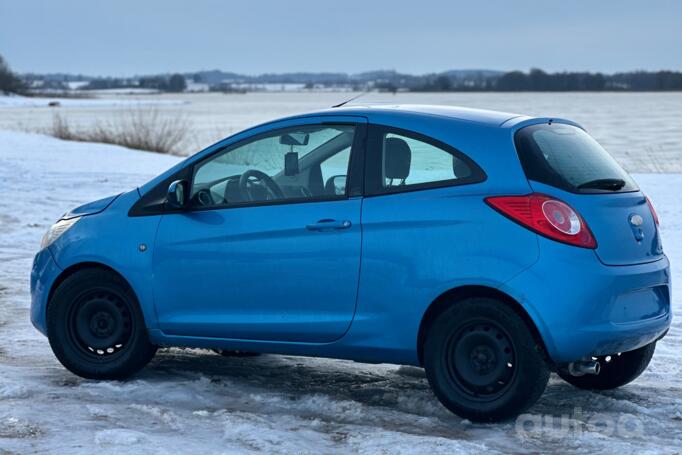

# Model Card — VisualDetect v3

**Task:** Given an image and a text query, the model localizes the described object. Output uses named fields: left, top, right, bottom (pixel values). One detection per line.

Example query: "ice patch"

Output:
left=129, top=404, right=184, bottom=431
left=95, top=429, right=149, bottom=446
left=0, top=382, right=30, bottom=399
left=86, top=405, right=112, bottom=418
left=0, top=416, right=42, bottom=438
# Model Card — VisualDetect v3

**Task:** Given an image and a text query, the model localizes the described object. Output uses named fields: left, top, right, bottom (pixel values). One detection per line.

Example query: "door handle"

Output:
left=306, top=219, right=352, bottom=231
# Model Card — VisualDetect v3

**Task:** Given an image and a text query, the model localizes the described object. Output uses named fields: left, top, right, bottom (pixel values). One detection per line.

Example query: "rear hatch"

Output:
left=514, top=122, right=663, bottom=266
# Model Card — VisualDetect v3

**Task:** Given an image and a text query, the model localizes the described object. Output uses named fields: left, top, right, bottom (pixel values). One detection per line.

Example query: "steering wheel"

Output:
left=239, top=169, right=284, bottom=202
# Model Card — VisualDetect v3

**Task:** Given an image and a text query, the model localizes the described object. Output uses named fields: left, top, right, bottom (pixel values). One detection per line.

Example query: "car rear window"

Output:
left=514, top=123, right=638, bottom=193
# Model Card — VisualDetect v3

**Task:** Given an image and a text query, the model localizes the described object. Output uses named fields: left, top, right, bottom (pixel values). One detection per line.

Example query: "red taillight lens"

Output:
left=645, top=195, right=659, bottom=225
left=486, top=193, right=597, bottom=249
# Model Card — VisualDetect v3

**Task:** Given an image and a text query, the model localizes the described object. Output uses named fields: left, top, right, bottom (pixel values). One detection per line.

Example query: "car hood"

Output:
left=61, top=194, right=120, bottom=220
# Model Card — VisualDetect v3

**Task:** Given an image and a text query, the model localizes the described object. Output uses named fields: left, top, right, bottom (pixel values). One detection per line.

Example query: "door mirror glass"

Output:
left=167, top=180, right=188, bottom=208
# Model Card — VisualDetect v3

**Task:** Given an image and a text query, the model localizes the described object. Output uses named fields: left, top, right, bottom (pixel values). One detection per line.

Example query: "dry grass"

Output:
left=47, top=108, right=190, bottom=154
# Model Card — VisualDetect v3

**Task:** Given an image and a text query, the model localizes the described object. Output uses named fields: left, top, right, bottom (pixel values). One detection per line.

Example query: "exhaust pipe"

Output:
left=568, top=360, right=601, bottom=376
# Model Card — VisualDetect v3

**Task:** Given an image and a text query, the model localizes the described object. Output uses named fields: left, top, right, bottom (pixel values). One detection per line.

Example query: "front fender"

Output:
left=49, top=191, right=162, bottom=329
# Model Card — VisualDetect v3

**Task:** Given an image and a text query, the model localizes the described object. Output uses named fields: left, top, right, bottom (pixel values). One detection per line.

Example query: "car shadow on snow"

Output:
left=110, top=348, right=664, bottom=439
left=144, top=348, right=440, bottom=411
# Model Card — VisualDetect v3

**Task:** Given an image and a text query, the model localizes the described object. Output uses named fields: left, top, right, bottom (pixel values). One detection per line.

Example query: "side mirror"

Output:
left=167, top=180, right=188, bottom=209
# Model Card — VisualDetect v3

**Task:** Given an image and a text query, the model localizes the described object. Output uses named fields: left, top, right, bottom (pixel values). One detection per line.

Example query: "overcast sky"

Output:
left=1, top=0, right=680, bottom=76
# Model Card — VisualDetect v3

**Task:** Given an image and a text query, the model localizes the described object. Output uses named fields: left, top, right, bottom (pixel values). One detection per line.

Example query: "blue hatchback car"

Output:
left=31, top=105, right=671, bottom=421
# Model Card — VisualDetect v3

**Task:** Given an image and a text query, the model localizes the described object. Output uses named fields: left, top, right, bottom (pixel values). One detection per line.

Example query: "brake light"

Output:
left=645, top=195, right=659, bottom=225
left=485, top=193, right=597, bottom=249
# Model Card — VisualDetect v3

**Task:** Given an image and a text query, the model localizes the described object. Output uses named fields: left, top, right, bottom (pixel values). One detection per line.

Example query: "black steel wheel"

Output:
left=445, top=320, right=516, bottom=401
left=67, top=290, right=133, bottom=358
left=47, top=268, right=157, bottom=379
left=423, top=297, right=549, bottom=422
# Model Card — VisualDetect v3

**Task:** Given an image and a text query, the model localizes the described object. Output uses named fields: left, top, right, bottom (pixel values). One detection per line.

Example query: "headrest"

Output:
left=384, top=137, right=411, bottom=180
left=452, top=156, right=472, bottom=179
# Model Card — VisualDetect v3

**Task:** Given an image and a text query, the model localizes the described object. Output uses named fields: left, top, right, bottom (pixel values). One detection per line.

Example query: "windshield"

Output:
left=514, top=123, right=638, bottom=193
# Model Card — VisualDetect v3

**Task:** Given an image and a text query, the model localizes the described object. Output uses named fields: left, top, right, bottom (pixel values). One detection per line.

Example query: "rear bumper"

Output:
left=501, top=239, right=671, bottom=363
left=30, top=247, right=62, bottom=336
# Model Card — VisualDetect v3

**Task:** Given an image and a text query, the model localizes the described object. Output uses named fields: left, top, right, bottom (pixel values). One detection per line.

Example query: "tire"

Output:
left=558, top=342, right=656, bottom=390
left=423, top=298, right=549, bottom=422
left=47, top=268, right=157, bottom=380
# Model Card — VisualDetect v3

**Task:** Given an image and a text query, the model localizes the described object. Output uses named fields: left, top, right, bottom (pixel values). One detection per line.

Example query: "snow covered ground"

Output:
left=2, top=92, right=682, bottom=172
left=0, top=130, right=680, bottom=454
left=0, top=94, right=186, bottom=108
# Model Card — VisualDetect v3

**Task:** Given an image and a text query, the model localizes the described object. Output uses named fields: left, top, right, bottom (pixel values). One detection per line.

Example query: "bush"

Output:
left=46, top=108, right=190, bottom=154
left=49, top=112, right=79, bottom=141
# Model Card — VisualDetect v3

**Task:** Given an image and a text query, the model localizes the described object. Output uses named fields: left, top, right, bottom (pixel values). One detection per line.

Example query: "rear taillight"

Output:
left=485, top=193, right=597, bottom=249
left=645, top=195, right=659, bottom=225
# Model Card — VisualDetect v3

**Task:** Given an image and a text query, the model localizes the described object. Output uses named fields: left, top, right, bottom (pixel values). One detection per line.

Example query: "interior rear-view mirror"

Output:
left=280, top=132, right=309, bottom=146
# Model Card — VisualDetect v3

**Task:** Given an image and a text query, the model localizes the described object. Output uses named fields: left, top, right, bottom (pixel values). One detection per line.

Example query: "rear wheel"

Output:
left=47, top=268, right=157, bottom=380
left=423, top=298, right=549, bottom=422
left=558, top=342, right=656, bottom=390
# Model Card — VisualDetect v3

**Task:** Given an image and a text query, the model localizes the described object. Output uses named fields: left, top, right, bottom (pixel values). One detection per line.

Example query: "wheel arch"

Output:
left=46, top=262, right=154, bottom=330
left=48, top=262, right=127, bottom=302
left=416, top=285, right=549, bottom=366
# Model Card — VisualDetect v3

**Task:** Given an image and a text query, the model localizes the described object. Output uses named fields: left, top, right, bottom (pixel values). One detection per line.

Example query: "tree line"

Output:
left=410, top=69, right=682, bottom=92
left=82, top=74, right=187, bottom=92
left=3, top=51, right=682, bottom=94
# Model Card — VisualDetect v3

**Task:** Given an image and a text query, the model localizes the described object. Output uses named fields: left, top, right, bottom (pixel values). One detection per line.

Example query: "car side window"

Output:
left=382, top=132, right=475, bottom=187
left=320, top=146, right=351, bottom=196
left=367, top=127, right=484, bottom=195
left=190, top=124, right=356, bottom=208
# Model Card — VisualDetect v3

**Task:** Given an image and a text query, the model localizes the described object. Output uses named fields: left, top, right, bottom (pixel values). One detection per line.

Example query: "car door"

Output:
left=152, top=117, right=366, bottom=343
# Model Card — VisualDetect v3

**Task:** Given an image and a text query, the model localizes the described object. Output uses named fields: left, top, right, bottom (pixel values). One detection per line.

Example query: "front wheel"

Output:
left=423, top=298, right=550, bottom=422
left=558, top=342, right=656, bottom=390
left=47, top=268, right=157, bottom=380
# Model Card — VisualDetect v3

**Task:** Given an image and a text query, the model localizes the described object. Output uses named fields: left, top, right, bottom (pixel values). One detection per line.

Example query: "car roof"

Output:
left=297, top=104, right=528, bottom=128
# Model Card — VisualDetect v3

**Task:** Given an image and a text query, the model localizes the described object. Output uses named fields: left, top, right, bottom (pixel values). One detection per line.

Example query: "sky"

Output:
left=1, top=0, right=680, bottom=76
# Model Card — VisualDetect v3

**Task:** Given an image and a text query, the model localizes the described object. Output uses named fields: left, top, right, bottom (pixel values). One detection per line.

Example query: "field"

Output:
left=1, top=91, right=682, bottom=171
left=0, top=93, right=680, bottom=454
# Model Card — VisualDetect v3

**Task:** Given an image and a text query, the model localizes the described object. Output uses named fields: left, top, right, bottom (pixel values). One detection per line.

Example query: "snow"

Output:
left=0, top=129, right=680, bottom=453
left=2, top=92, right=681, bottom=171
left=0, top=94, right=186, bottom=108
left=94, top=429, right=149, bottom=446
